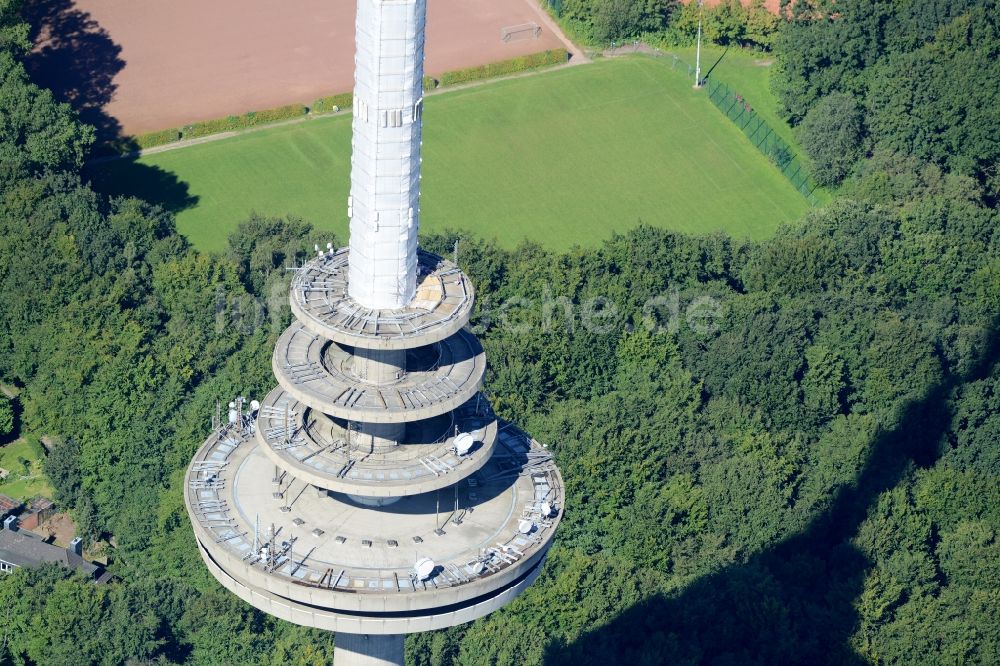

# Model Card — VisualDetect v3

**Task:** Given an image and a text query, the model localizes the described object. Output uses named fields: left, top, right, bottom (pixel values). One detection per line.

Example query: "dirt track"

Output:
left=27, top=0, right=575, bottom=137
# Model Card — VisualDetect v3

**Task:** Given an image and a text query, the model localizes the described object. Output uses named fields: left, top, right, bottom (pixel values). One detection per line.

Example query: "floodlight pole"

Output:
left=694, top=0, right=704, bottom=88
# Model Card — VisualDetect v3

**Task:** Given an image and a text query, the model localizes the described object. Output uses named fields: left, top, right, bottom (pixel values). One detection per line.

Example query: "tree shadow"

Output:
left=85, top=158, right=199, bottom=215
left=545, top=324, right=1000, bottom=665
left=0, top=395, right=22, bottom=446
left=23, top=0, right=125, bottom=144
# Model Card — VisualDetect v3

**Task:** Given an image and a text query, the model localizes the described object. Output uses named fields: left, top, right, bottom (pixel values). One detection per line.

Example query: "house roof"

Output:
left=0, top=529, right=105, bottom=581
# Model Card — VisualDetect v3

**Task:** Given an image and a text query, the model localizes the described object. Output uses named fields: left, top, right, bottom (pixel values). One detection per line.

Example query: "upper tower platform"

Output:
left=291, top=249, right=475, bottom=350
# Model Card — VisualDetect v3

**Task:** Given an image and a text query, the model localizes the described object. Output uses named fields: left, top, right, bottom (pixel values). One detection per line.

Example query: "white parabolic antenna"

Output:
left=415, top=557, right=436, bottom=580
left=455, top=432, right=477, bottom=456
left=518, top=519, right=535, bottom=534
left=250, top=399, right=261, bottom=413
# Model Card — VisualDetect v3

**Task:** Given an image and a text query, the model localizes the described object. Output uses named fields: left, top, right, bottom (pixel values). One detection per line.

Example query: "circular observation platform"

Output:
left=273, top=323, right=485, bottom=423
left=254, top=386, right=499, bottom=497
left=291, top=249, right=475, bottom=350
left=185, top=423, right=563, bottom=634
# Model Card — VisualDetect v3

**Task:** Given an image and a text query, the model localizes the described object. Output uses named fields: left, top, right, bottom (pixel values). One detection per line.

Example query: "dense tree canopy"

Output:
left=552, top=0, right=776, bottom=49
left=0, top=394, right=13, bottom=438
left=797, top=91, right=864, bottom=186
left=775, top=0, right=1000, bottom=193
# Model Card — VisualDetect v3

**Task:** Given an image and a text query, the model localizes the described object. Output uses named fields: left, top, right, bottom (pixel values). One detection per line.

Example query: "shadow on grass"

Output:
left=544, top=323, right=1000, bottom=665
left=24, top=0, right=126, bottom=145
left=703, top=46, right=730, bottom=83
left=86, top=159, right=199, bottom=216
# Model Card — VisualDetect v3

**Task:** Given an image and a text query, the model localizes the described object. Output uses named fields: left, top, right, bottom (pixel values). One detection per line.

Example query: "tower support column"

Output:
left=350, top=347, right=407, bottom=452
left=335, top=633, right=405, bottom=666
left=353, top=347, right=406, bottom=384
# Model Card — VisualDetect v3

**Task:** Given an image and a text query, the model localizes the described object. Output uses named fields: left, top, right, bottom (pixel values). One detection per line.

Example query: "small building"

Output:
left=0, top=517, right=111, bottom=583
left=18, top=496, right=55, bottom=531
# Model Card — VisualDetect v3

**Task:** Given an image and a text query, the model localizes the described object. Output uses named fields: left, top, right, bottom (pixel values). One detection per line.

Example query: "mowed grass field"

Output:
left=91, top=56, right=809, bottom=253
left=673, top=45, right=799, bottom=150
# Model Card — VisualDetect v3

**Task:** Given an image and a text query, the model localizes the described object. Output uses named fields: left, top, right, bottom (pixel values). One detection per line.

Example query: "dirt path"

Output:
left=27, top=0, right=577, bottom=138
left=520, top=0, right=588, bottom=64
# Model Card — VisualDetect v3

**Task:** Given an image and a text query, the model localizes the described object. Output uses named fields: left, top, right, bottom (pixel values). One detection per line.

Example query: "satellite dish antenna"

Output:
left=455, top=433, right=478, bottom=456
left=228, top=409, right=238, bottom=425
left=250, top=399, right=261, bottom=413
left=541, top=502, right=555, bottom=518
left=518, top=519, right=535, bottom=535
left=228, top=401, right=236, bottom=409
left=414, top=557, right=436, bottom=580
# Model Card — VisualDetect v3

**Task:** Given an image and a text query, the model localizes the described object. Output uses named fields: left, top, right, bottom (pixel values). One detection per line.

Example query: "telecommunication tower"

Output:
left=184, top=1, right=563, bottom=663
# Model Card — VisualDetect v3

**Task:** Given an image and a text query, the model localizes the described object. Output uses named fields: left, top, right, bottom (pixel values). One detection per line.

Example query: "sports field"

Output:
left=90, top=57, right=809, bottom=253
left=27, top=0, right=572, bottom=135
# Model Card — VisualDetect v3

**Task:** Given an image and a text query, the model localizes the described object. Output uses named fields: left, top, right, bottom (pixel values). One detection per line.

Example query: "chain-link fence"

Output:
left=666, top=52, right=698, bottom=80
left=705, top=78, right=820, bottom=205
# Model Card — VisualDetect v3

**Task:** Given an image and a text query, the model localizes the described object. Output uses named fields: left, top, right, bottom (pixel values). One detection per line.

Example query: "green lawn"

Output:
left=0, top=438, right=52, bottom=501
left=673, top=46, right=800, bottom=150
left=91, top=56, right=809, bottom=253
left=672, top=46, right=831, bottom=203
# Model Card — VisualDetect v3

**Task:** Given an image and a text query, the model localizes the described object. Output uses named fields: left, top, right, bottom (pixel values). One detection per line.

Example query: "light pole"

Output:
left=694, top=0, right=704, bottom=88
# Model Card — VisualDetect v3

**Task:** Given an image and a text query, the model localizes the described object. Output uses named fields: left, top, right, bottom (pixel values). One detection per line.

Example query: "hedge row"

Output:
left=182, top=103, right=308, bottom=139
left=132, top=128, right=182, bottom=149
left=311, top=92, right=353, bottom=115
left=99, top=50, right=568, bottom=155
left=94, top=128, right=182, bottom=156
left=100, top=101, right=314, bottom=155
left=438, top=48, right=568, bottom=86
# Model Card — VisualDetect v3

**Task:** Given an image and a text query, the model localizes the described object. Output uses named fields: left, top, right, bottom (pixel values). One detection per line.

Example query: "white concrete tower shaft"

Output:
left=348, top=0, right=426, bottom=310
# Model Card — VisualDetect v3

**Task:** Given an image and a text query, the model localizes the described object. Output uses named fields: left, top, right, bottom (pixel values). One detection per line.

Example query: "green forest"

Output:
left=2, top=0, right=999, bottom=664
left=550, top=0, right=779, bottom=50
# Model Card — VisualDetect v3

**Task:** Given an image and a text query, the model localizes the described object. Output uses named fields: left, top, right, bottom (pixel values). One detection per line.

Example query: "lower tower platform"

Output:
left=185, top=416, right=562, bottom=634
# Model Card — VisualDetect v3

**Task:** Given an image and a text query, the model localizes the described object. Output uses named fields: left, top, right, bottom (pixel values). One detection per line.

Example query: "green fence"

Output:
left=705, top=78, right=820, bottom=205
